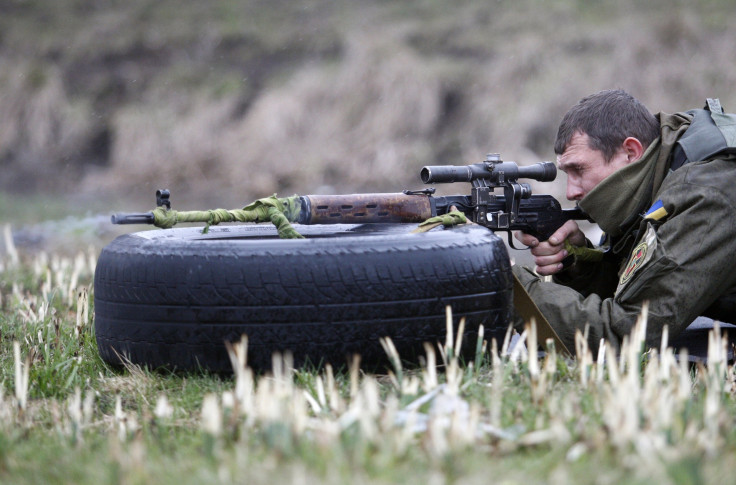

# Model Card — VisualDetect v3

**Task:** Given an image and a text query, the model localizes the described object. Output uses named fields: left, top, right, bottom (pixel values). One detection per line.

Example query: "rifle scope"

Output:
left=420, top=161, right=557, bottom=184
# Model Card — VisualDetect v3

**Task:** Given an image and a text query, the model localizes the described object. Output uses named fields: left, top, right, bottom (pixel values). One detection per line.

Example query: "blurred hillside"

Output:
left=1, top=0, right=735, bottom=212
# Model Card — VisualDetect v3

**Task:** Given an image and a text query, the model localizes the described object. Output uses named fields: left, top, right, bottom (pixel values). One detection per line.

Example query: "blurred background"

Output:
left=1, top=0, right=735, bottom=250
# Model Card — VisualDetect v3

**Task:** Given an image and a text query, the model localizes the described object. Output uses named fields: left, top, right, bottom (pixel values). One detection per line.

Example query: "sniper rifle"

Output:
left=111, top=153, right=590, bottom=246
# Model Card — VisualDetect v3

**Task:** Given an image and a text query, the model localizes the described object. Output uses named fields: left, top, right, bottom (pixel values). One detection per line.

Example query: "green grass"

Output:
left=2, top=245, right=736, bottom=484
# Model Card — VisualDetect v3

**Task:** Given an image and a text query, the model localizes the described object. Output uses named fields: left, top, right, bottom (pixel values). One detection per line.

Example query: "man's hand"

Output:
left=514, top=220, right=586, bottom=276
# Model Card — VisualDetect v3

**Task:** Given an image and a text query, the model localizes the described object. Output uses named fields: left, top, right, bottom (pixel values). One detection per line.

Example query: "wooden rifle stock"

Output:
left=298, top=193, right=433, bottom=224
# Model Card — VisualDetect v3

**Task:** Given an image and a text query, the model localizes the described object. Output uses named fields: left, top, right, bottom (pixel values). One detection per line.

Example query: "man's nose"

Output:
left=566, top=182, right=584, bottom=201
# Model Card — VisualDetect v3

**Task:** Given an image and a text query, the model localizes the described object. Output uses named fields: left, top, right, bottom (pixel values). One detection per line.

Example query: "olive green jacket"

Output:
left=513, top=111, right=736, bottom=353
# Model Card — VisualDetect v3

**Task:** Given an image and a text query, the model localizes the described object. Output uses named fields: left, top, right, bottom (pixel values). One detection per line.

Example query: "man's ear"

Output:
left=622, top=137, right=644, bottom=163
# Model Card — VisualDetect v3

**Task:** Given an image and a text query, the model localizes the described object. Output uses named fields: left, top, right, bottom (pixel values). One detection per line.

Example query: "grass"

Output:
left=2, top=226, right=736, bottom=484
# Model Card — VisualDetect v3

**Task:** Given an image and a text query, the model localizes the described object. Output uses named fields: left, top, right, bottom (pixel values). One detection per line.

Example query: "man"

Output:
left=513, top=89, right=736, bottom=354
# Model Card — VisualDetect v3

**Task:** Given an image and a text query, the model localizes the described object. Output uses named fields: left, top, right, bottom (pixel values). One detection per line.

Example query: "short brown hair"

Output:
left=554, top=89, right=659, bottom=162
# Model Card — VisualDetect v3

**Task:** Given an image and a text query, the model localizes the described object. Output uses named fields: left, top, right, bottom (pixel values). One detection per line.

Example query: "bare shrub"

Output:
left=88, top=93, right=242, bottom=201
left=220, top=31, right=446, bottom=198
left=5, top=1, right=736, bottom=208
left=0, top=61, right=92, bottom=190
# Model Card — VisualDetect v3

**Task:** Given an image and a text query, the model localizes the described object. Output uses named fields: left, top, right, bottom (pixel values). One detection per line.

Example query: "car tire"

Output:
left=94, top=223, right=512, bottom=371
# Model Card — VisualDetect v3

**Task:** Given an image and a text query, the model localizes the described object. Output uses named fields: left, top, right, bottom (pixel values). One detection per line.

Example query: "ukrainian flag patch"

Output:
left=644, top=200, right=668, bottom=221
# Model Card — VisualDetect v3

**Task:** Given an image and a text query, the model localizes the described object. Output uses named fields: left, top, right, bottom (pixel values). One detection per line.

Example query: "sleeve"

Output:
left=514, top=180, right=736, bottom=354
left=552, top=250, right=620, bottom=298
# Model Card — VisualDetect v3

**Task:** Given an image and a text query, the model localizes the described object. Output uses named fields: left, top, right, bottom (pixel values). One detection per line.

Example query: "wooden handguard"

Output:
left=299, top=193, right=433, bottom=224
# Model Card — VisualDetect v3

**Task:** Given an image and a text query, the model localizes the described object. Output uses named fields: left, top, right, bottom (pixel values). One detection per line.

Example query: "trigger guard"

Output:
left=506, top=231, right=531, bottom=250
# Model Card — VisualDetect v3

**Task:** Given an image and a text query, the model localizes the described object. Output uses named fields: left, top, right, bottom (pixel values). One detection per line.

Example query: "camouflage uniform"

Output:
left=513, top=111, right=736, bottom=353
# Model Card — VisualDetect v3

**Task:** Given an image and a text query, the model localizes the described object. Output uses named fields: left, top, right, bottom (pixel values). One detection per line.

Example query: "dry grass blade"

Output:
left=379, top=336, right=403, bottom=391
left=3, top=224, right=19, bottom=267
left=154, top=394, right=174, bottom=420
left=13, top=341, right=30, bottom=411
left=201, top=394, right=222, bottom=437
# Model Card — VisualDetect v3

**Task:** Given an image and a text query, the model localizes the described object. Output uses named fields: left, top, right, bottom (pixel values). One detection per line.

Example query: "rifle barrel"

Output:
left=111, top=212, right=155, bottom=225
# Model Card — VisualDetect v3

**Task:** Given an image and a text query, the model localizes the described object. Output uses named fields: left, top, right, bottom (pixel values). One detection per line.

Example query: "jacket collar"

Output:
left=578, top=111, right=692, bottom=237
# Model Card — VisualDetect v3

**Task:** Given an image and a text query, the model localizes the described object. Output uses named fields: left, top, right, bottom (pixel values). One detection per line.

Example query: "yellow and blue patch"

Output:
left=644, top=199, right=669, bottom=221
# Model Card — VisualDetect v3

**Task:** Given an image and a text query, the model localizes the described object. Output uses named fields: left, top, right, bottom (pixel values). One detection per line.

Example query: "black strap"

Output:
left=670, top=98, right=735, bottom=171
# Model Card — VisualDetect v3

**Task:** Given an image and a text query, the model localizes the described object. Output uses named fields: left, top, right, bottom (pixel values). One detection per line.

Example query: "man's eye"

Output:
left=559, top=163, right=583, bottom=175
left=570, top=165, right=584, bottom=174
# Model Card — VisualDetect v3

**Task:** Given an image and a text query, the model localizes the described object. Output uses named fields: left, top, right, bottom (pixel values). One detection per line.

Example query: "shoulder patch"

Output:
left=644, top=200, right=669, bottom=221
left=617, top=224, right=658, bottom=291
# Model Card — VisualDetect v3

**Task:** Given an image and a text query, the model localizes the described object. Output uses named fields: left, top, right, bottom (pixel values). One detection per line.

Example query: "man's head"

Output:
left=554, top=89, right=660, bottom=200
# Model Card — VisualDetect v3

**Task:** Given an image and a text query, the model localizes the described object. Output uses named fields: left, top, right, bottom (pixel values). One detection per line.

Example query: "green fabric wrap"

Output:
left=151, top=195, right=304, bottom=239
left=563, top=239, right=604, bottom=264
left=412, top=210, right=467, bottom=233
